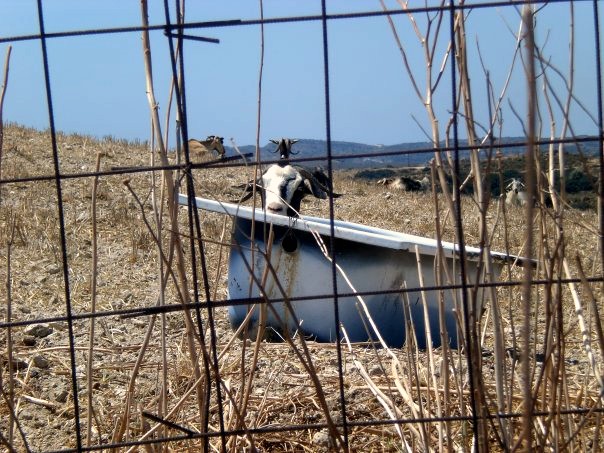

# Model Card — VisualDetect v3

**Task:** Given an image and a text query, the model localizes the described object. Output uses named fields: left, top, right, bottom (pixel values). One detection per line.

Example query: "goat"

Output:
left=270, top=138, right=299, bottom=161
left=377, top=176, right=424, bottom=192
left=187, top=135, right=226, bottom=160
left=238, top=164, right=339, bottom=217
left=376, top=177, right=393, bottom=187
left=505, top=178, right=528, bottom=206
left=419, top=176, right=431, bottom=191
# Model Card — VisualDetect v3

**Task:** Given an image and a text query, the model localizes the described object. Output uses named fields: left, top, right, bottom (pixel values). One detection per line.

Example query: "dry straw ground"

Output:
left=0, top=124, right=603, bottom=451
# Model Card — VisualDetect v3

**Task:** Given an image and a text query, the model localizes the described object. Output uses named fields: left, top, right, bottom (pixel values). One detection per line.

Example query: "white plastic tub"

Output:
left=179, top=195, right=526, bottom=348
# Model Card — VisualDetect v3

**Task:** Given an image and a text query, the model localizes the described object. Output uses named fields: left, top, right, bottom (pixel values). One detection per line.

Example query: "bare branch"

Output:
left=0, top=45, right=12, bottom=204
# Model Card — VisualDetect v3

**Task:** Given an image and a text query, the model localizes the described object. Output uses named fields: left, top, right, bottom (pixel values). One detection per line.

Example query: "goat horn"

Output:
left=238, top=191, right=254, bottom=203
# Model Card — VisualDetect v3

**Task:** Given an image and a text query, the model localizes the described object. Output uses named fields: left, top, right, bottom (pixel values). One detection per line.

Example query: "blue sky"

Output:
left=0, top=1, right=601, bottom=147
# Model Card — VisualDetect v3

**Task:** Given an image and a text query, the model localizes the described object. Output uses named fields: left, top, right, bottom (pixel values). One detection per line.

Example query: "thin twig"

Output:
left=4, top=216, right=16, bottom=445
left=86, top=151, right=103, bottom=447
left=0, top=45, right=12, bottom=204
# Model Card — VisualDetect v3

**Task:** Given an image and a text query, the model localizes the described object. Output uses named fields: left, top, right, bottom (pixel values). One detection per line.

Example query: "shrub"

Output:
left=565, top=168, right=594, bottom=193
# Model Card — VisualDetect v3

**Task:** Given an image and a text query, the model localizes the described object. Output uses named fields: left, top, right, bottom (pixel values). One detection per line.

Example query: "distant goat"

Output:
left=377, top=176, right=425, bottom=192
left=187, top=135, right=226, bottom=160
left=505, top=178, right=528, bottom=206
left=418, top=176, right=431, bottom=191
left=270, top=138, right=299, bottom=161
left=238, top=164, right=339, bottom=217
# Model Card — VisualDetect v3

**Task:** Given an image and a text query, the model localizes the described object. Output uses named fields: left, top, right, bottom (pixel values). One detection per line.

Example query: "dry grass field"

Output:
left=0, top=124, right=603, bottom=451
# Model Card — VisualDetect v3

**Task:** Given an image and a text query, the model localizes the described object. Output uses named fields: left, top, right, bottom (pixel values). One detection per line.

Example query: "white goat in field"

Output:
left=238, top=164, right=339, bottom=217
left=419, top=176, right=430, bottom=191
left=505, top=178, right=528, bottom=206
left=377, top=176, right=426, bottom=192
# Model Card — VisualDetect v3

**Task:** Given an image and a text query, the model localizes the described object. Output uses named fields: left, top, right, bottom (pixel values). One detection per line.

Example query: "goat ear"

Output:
left=302, top=178, right=327, bottom=199
left=291, top=139, right=299, bottom=144
left=233, top=180, right=261, bottom=203
left=300, top=169, right=327, bottom=198
left=270, top=139, right=278, bottom=144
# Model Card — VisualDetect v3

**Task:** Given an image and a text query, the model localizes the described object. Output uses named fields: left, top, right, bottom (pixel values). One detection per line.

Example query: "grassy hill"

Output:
left=0, top=124, right=602, bottom=451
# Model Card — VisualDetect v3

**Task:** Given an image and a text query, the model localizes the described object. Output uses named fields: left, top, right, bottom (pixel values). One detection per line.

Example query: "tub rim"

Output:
left=178, top=194, right=533, bottom=267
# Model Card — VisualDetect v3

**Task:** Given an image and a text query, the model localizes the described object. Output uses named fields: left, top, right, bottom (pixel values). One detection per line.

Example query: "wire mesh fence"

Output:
left=1, top=1, right=603, bottom=451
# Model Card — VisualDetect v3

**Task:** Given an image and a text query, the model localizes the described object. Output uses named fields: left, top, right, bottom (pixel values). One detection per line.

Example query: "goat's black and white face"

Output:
left=270, top=138, right=299, bottom=160
left=239, top=164, right=337, bottom=217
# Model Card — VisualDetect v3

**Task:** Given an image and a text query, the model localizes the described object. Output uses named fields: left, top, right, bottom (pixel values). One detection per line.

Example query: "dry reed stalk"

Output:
left=575, top=257, right=604, bottom=387
left=0, top=45, right=11, bottom=204
left=378, top=7, right=491, bottom=448
left=483, top=130, right=514, bottom=447
left=430, top=160, right=454, bottom=451
left=378, top=3, right=598, bottom=449
left=519, top=6, right=537, bottom=451
left=220, top=379, right=256, bottom=451
left=162, top=0, right=183, bottom=160
left=125, top=371, right=209, bottom=452
left=454, top=10, right=507, bottom=449
left=230, top=2, right=266, bottom=445
left=145, top=62, right=176, bottom=446
left=142, top=118, right=172, bottom=448
left=400, top=294, right=434, bottom=448
left=531, top=4, right=590, bottom=449
left=556, top=3, right=574, bottom=203
left=7, top=359, right=35, bottom=452
left=340, top=328, right=409, bottom=451
left=0, top=106, right=16, bottom=453
left=119, top=178, right=205, bottom=427
left=309, top=229, right=431, bottom=447
left=3, top=218, right=15, bottom=446
left=150, top=125, right=170, bottom=447
left=85, top=151, right=103, bottom=447
left=112, top=4, right=211, bottom=449
left=111, top=307, right=156, bottom=448
left=413, top=245, right=442, bottom=449
left=225, top=230, right=345, bottom=448
left=562, top=257, right=604, bottom=399
left=232, top=226, right=274, bottom=451
left=211, top=217, right=229, bottom=302
left=535, top=34, right=591, bottom=448
left=249, top=237, right=346, bottom=449
left=246, top=0, right=265, bottom=301
left=139, top=1, right=213, bottom=449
